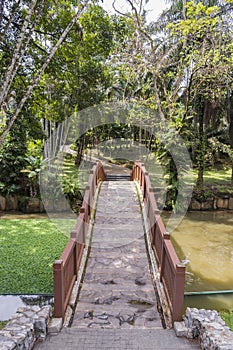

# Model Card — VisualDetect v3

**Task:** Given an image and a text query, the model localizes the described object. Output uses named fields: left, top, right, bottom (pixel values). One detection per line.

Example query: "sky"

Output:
left=101, top=0, right=169, bottom=22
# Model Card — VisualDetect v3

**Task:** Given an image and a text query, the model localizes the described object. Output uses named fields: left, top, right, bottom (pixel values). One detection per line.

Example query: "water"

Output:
left=0, top=295, right=53, bottom=321
left=169, top=211, right=233, bottom=310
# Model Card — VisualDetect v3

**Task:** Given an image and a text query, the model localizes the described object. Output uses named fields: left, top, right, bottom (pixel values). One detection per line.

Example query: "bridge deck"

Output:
left=72, top=180, right=162, bottom=329
left=34, top=180, right=200, bottom=349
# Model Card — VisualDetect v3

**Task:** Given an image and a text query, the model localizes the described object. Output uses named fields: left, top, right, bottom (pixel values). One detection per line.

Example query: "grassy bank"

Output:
left=0, top=219, right=69, bottom=294
left=0, top=321, right=7, bottom=330
left=220, top=310, right=233, bottom=331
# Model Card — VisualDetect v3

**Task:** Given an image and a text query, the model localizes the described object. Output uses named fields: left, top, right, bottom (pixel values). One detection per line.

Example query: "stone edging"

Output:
left=0, top=305, right=52, bottom=350
left=174, top=307, right=233, bottom=350
left=134, top=181, right=173, bottom=329
left=62, top=181, right=102, bottom=328
left=189, top=196, right=233, bottom=211
left=0, top=195, right=45, bottom=213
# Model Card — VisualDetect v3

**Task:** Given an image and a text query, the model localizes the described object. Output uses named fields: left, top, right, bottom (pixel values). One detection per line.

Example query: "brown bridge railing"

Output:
left=131, top=160, right=185, bottom=322
left=54, top=159, right=185, bottom=322
left=53, top=161, right=106, bottom=319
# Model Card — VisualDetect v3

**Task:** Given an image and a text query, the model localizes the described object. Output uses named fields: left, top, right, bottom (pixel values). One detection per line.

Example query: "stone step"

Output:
left=33, top=328, right=200, bottom=350
left=106, top=174, right=131, bottom=181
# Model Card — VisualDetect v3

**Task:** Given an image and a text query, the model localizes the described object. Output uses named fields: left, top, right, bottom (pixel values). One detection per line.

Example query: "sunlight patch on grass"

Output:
left=191, top=168, right=232, bottom=192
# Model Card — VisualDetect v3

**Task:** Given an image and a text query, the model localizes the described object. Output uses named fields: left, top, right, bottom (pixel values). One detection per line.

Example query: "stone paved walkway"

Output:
left=34, top=181, right=200, bottom=349
left=72, top=181, right=161, bottom=329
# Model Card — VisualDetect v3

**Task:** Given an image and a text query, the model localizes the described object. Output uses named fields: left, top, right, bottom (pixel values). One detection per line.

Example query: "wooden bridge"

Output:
left=53, top=161, right=186, bottom=328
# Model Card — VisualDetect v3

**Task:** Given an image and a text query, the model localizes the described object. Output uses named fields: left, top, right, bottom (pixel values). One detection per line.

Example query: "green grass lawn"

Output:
left=220, top=310, right=233, bottom=331
left=193, top=168, right=232, bottom=192
left=0, top=219, right=69, bottom=294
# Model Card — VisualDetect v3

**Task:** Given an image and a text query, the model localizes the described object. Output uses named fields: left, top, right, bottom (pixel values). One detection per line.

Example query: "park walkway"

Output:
left=34, top=180, right=199, bottom=350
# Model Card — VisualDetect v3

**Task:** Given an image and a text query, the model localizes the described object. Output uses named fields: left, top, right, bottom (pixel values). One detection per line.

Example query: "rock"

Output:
left=0, top=305, right=52, bottom=349
left=88, top=320, right=110, bottom=328
left=174, top=321, right=188, bottom=337
left=182, top=308, right=233, bottom=350
left=127, top=315, right=135, bottom=325
left=21, top=198, right=41, bottom=213
left=48, top=318, right=63, bottom=334
left=5, top=195, right=18, bottom=211
left=135, top=277, right=147, bottom=286
left=217, top=198, right=229, bottom=210
left=201, top=200, right=213, bottom=210
left=0, top=196, right=6, bottom=211
left=63, top=305, right=73, bottom=328
left=96, top=314, right=108, bottom=321
left=190, top=199, right=201, bottom=210
left=229, top=198, right=233, bottom=210
left=84, top=311, right=93, bottom=319
left=69, top=281, right=79, bottom=308
left=102, top=279, right=117, bottom=285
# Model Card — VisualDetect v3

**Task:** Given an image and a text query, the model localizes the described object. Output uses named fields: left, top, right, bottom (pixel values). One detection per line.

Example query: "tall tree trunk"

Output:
left=0, top=0, right=89, bottom=148
left=196, top=99, right=205, bottom=189
left=231, top=164, right=233, bottom=186
left=230, top=97, right=233, bottom=186
left=0, top=0, right=39, bottom=108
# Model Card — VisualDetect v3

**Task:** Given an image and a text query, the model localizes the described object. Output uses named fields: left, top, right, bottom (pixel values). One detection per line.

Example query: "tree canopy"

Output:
left=0, top=0, right=232, bottom=201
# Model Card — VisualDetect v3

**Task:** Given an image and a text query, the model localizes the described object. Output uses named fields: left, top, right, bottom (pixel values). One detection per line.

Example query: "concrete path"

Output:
left=34, top=181, right=199, bottom=349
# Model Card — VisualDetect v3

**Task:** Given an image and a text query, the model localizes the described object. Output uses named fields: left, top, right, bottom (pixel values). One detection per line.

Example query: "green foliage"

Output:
left=0, top=219, right=69, bottom=294
left=30, top=3, right=120, bottom=121
left=0, top=321, right=8, bottom=330
left=79, top=5, right=114, bottom=57
left=220, top=310, right=233, bottom=331
left=0, top=123, right=43, bottom=197
left=58, top=156, right=83, bottom=213
left=62, top=174, right=83, bottom=213
left=168, top=1, right=220, bottom=38
left=1, top=3, right=118, bottom=195
left=0, top=117, right=28, bottom=195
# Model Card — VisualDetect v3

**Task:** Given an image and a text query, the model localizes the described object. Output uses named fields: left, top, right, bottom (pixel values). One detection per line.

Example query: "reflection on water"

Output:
left=0, top=295, right=53, bottom=321
left=184, top=293, right=233, bottom=311
left=166, top=211, right=233, bottom=310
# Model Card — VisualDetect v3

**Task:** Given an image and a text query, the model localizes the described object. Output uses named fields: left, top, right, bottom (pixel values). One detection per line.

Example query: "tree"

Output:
left=168, top=1, right=233, bottom=188
left=0, top=0, right=91, bottom=147
left=106, top=0, right=233, bottom=204
left=0, top=1, right=120, bottom=195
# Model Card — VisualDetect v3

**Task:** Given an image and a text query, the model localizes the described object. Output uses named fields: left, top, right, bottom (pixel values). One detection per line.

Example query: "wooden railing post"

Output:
left=151, top=208, right=160, bottom=244
left=172, top=263, right=186, bottom=321
left=160, top=231, right=170, bottom=280
left=53, top=260, right=64, bottom=318
left=70, top=230, right=78, bottom=239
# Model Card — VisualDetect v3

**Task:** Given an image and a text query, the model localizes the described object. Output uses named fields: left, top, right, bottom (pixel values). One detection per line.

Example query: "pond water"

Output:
left=0, top=295, right=54, bottom=321
left=169, top=211, right=233, bottom=310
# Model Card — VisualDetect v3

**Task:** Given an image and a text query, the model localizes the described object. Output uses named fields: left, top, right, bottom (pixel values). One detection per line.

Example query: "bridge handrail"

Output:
left=131, top=160, right=185, bottom=322
left=53, top=161, right=106, bottom=319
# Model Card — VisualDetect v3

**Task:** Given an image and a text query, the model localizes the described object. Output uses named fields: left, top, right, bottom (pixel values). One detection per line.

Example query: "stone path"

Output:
left=34, top=181, right=200, bottom=350
left=72, top=181, right=161, bottom=329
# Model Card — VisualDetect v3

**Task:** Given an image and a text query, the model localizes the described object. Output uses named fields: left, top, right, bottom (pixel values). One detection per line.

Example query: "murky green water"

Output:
left=169, top=211, right=233, bottom=310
